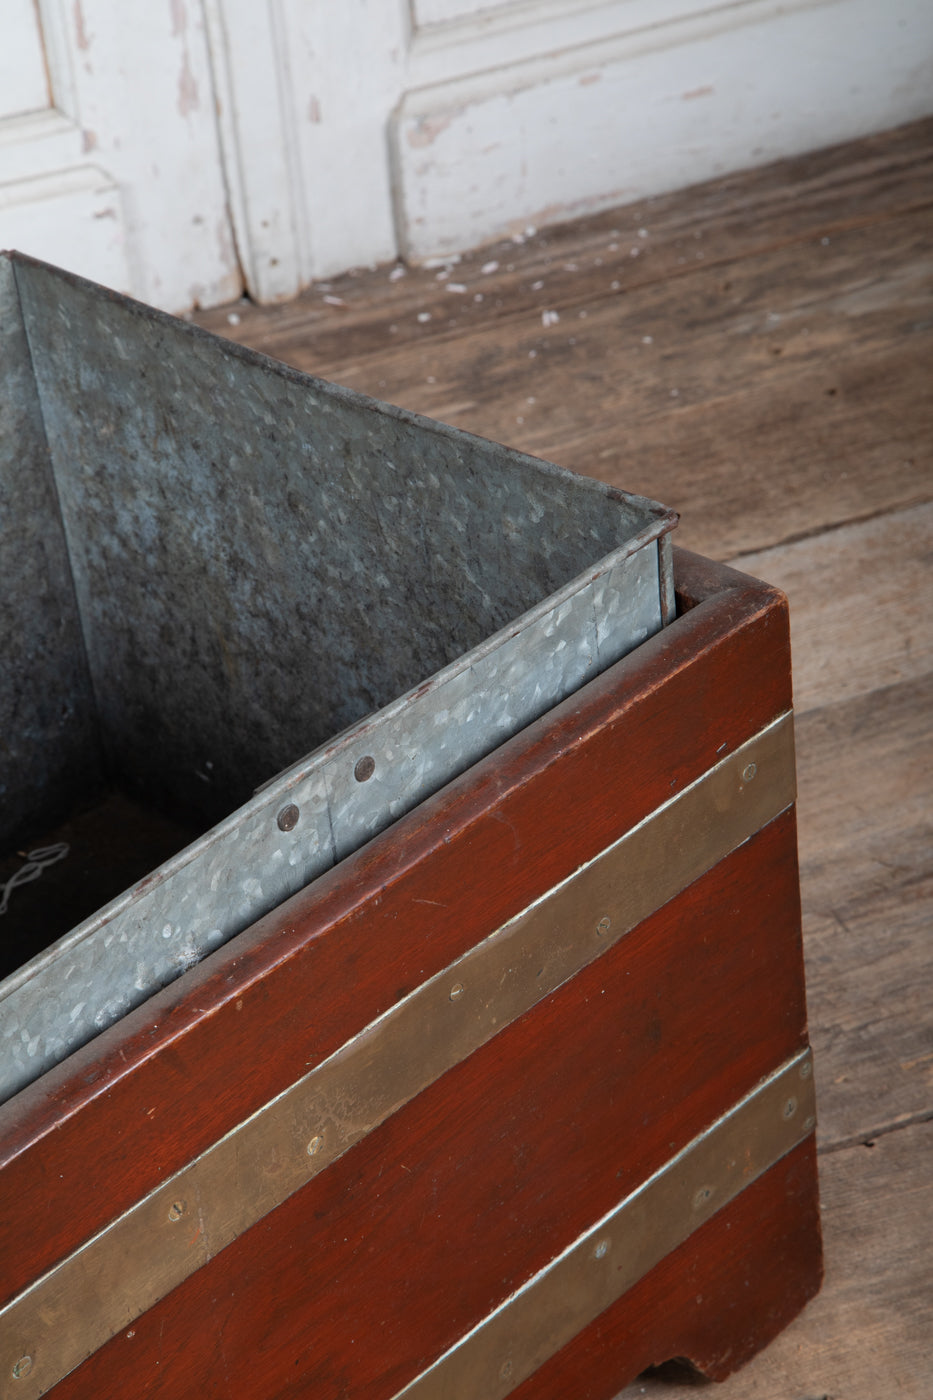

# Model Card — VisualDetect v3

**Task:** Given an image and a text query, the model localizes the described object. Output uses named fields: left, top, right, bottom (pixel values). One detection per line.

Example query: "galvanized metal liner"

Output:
left=0, top=259, right=103, bottom=853
left=13, top=255, right=666, bottom=828
left=0, top=253, right=675, bottom=1101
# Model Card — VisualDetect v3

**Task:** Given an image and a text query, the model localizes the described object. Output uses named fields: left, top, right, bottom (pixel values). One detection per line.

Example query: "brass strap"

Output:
left=393, top=1050, right=816, bottom=1400
left=1, top=714, right=796, bottom=1396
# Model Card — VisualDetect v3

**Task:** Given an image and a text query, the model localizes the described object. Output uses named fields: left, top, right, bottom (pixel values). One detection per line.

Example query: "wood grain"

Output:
left=797, top=675, right=933, bottom=1147
left=733, top=503, right=933, bottom=714
left=45, top=814, right=811, bottom=1400
left=197, top=120, right=933, bottom=370
left=616, top=1122, right=933, bottom=1400
left=0, top=555, right=792, bottom=1307
left=525, top=1139, right=823, bottom=1400
left=197, top=123, right=933, bottom=564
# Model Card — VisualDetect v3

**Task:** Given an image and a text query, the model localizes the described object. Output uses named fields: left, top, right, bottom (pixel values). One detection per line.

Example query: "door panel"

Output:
left=2, top=1, right=927, bottom=309
left=0, top=0, right=50, bottom=119
left=0, top=165, right=128, bottom=291
left=0, top=0, right=241, bottom=311
left=212, top=0, right=933, bottom=300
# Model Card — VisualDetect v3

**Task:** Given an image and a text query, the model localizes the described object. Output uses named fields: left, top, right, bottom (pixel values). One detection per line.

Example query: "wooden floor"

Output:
left=197, top=119, right=933, bottom=1399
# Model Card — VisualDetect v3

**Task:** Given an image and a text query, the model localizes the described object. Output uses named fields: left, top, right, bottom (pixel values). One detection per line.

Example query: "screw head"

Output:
left=307, top=1134, right=324, bottom=1156
left=167, top=1199, right=187, bottom=1222
left=596, top=916, right=611, bottom=937
left=783, top=1096, right=798, bottom=1120
left=449, top=982, right=464, bottom=1001
left=741, top=762, right=758, bottom=783
left=354, top=755, right=376, bottom=783
left=593, top=1238, right=610, bottom=1260
left=693, top=1186, right=714, bottom=1210
left=499, top=1360, right=513, bottom=1381
left=12, top=1356, right=33, bottom=1380
left=276, top=803, right=300, bottom=833
left=800, top=1060, right=812, bottom=1079
left=803, top=1114, right=816, bottom=1133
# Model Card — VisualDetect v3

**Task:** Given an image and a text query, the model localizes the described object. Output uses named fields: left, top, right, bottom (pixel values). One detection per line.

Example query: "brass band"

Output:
left=394, top=1050, right=816, bottom=1400
left=1, top=714, right=796, bottom=1397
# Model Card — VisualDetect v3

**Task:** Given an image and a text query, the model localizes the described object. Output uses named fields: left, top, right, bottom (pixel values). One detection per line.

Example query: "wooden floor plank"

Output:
left=733, top=503, right=933, bottom=714
left=795, top=675, right=933, bottom=1147
left=797, top=677, right=932, bottom=916
left=616, top=1121, right=933, bottom=1400
left=197, top=119, right=933, bottom=370
left=198, top=167, right=933, bottom=563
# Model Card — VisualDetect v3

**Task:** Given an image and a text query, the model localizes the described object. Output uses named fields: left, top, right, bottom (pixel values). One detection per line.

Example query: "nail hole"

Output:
left=354, top=755, right=376, bottom=783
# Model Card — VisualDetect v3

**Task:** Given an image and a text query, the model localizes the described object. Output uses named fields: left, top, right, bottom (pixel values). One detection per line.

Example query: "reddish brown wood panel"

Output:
left=0, top=552, right=792, bottom=1303
left=47, top=808, right=808, bottom=1399
left=511, top=1137, right=822, bottom=1400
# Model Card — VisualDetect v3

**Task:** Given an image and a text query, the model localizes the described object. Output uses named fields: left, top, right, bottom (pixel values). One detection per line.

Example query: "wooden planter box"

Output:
left=0, top=256, right=822, bottom=1398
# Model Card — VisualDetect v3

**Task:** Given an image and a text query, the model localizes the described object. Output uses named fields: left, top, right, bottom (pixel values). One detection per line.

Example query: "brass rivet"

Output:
left=307, top=1134, right=324, bottom=1156
left=783, top=1097, right=798, bottom=1120
left=354, top=755, right=376, bottom=783
left=693, top=1186, right=713, bottom=1210
left=742, top=762, right=758, bottom=783
left=449, top=982, right=464, bottom=1001
left=167, top=1200, right=187, bottom=1222
left=596, top=916, right=611, bottom=937
left=11, top=1356, right=33, bottom=1380
left=800, top=1060, right=812, bottom=1079
left=593, top=1239, right=610, bottom=1259
left=276, top=803, right=300, bottom=833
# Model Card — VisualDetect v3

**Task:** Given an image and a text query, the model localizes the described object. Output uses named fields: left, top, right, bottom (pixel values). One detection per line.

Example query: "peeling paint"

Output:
left=170, top=0, right=187, bottom=37
left=216, top=216, right=238, bottom=276
left=178, top=49, right=200, bottom=117
left=73, top=0, right=91, bottom=50
left=683, top=84, right=714, bottom=100
left=406, top=113, right=454, bottom=149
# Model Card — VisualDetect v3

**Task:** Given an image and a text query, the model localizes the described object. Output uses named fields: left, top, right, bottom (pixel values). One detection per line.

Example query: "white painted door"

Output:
left=1, top=1, right=930, bottom=311
left=213, top=0, right=933, bottom=303
left=0, top=0, right=241, bottom=311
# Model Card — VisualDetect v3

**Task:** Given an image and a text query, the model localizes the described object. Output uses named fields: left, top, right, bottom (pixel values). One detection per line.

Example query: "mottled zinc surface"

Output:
left=0, top=254, right=674, bottom=1102
left=0, top=259, right=103, bottom=854
left=16, top=258, right=668, bottom=828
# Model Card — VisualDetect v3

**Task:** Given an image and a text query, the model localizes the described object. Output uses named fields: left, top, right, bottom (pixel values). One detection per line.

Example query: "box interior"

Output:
left=1, top=253, right=672, bottom=971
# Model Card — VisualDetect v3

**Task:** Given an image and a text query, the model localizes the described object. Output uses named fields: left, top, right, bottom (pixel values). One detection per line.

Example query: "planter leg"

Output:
left=513, top=1136, right=823, bottom=1399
